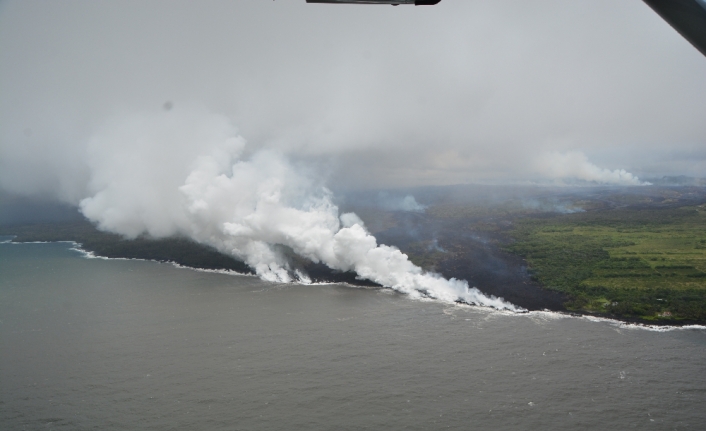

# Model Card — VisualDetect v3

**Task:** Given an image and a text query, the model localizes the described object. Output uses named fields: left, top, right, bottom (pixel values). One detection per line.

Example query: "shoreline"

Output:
left=3, top=237, right=704, bottom=328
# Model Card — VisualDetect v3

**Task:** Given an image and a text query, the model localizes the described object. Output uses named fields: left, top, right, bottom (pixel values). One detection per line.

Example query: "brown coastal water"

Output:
left=1, top=240, right=705, bottom=430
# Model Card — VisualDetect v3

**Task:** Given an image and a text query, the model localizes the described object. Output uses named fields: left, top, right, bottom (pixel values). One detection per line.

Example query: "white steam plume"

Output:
left=79, top=108, right=520, bottom=311
left=536, top=151, right=650, bottom=186
left=377, top=193, right=427, bottom=212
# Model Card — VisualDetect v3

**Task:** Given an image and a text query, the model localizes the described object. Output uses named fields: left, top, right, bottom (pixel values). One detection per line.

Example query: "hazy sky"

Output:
left=1, top=0, right=705, bottom=200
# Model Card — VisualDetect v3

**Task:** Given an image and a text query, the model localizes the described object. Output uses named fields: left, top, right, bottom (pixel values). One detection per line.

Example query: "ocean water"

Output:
left=1, top=241, right=705, bottom=430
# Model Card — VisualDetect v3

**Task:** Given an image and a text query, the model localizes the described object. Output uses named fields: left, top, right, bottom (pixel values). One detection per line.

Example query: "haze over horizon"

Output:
left=1, top=0, right=705, bottom=201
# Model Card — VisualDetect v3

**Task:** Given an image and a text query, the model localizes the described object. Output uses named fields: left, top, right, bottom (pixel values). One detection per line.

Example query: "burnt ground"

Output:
left=347, top=184, right=706, bottom=314
left=435, top=231, right=568, bottom=312
left=368, top=211, right=569, bottom=312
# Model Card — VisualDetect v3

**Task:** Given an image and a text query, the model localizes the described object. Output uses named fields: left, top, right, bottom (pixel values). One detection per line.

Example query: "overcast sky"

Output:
left=1, top=0, right=704, bottom=200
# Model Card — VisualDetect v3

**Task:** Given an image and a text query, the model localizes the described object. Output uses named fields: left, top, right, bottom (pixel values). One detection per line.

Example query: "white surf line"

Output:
left=68, top=240, right=523, bottom=311
left=3, top=240, right=547, bottom=314
left=66, top=241, right=256, bottom=276
left=446, top=304, right=706, bottom=331
left=65, top=241, right=350, bottom=281
left=68, top=242, right=114, bottom=260
left=518, top=309, right=706, bottom=332
left=2, top=240, right=68, bottom=244
left=578, top=313, right=706, bottom=332
left=168, top=262, right=256, bottom=277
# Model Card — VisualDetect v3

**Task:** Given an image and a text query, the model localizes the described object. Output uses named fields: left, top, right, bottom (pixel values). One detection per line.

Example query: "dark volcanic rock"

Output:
left=369, top=210, right=570, bottom=312
left=437, top=237, right=568, bottom=312
left=302, top=262, right=382, bottom=288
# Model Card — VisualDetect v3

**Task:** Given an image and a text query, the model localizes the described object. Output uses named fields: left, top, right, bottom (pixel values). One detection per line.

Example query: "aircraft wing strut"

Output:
left=306, top=1, right=441, bottom=5
left=306, top=0, right=706, bottom=57
left=643, top=0, right=706, bottom=57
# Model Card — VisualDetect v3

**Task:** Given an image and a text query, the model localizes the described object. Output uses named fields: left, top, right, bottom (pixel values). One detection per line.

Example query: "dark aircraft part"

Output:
left=643, top=0, right=706, bottom=56
left=306, top=0, right=441, bottom=5
left=305, top=0, right=704, bottom=57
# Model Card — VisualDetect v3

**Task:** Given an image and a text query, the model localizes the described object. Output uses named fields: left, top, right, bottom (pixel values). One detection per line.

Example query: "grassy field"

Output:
left=506, top=204, right=706, bottom=321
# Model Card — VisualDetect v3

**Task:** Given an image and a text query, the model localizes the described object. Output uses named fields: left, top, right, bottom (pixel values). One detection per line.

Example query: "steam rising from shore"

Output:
left=79, top=108, right=520, bottom=311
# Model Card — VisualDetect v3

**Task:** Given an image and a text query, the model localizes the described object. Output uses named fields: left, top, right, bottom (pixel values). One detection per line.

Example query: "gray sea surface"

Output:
left=1, top=240, right=705, bottom=430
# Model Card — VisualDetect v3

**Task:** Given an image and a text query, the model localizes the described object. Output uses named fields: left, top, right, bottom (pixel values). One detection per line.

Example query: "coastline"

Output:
left=3, top=232, right=704, bottom=328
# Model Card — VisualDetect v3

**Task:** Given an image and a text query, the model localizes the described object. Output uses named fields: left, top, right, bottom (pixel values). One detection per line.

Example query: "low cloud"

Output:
left=1, top=1, right=704, bottom=192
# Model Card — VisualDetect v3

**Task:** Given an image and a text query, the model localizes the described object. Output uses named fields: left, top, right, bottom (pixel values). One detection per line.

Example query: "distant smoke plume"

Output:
left=79, top=108, right=519, bottom=310
left=536, top=151, right=650, bottom=186
left=377, top=193, right=427, bottom=212
left=520, top=198, right=584, bottom=214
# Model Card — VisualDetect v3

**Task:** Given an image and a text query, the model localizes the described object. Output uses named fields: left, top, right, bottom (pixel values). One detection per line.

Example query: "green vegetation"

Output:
left=506, top=204, right=706, bottom=322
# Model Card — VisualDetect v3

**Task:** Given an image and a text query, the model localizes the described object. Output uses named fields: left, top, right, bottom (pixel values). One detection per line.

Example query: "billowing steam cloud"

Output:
left=535, top=151, right=650, bottom=186
left=79, top=107, right=520, bottom=311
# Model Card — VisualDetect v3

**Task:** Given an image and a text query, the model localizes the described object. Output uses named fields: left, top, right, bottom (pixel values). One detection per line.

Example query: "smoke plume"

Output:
left=79, top=107, right=519, bottom=311
left=535, top=151, right=650, bottom=185
left=376, top=193, right=427, bottom=212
